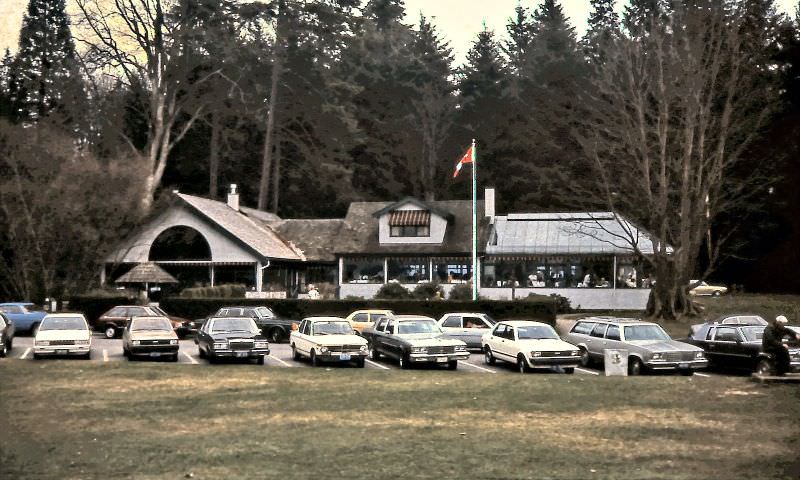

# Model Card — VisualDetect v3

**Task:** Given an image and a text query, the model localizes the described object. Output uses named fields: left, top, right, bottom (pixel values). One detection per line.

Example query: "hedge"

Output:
left=69, top=295, right=561, bottom=325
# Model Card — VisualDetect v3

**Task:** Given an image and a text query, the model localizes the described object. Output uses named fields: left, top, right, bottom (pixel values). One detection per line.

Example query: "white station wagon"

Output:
left=482, top=320, right=581, bottom=374
left=33, top=313, right=92, bottom=359
left=290, top=316, right=368, bottom=367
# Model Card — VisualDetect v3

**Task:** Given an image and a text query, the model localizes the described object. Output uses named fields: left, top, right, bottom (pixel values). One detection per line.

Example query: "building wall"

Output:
left=339, top=283, right=457, bottom=299
left=378, top=202, right=447, bottom=244
left=108, top=204, right=261, bottom=264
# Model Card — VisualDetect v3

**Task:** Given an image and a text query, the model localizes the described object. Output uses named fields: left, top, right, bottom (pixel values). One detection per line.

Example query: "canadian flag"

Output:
left=452, top=146, right=474, bottom=178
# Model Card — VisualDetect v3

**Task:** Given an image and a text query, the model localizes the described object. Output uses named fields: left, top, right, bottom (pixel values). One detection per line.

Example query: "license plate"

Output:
left=235, top=352, right=248, bottom=358
left=56, top=349, right=68, bottom=355
left=340, top=353, right=351, bottom=361
left=149, top=352, right=161, bottom=357
left=436, top=357, right=448, bottom=363
left=679, top=363, right=689, bottom=369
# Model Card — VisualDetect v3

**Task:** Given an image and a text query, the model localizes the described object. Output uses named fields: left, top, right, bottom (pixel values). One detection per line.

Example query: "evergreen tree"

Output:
left=11, top=0, right=85, bottom=125
left=363, top=0, right=406, bottom=32
left=503, top=4, right=535, bottom=83
left=622, top=0, right=665, bottom=37
left=459, top=27, right=507, bottom=101
left=0, top=49, right=13, bottom=119
left=582, top=0, right=620, bottom=63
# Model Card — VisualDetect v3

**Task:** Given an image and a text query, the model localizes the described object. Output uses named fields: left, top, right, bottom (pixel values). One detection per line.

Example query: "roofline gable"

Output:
left=371, top=197, right=454, bottom=220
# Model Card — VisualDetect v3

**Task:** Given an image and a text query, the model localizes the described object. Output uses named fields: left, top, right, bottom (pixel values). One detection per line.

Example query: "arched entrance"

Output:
left=149, top=226, right=212, bottom=294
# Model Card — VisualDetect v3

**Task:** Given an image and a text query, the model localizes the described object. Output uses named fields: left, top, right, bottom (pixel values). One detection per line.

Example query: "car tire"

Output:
left=122, top=348, right=129, bottom=358
left=83, top=352, right=91, bottom=360
left=484, top=346, right=496, bottom=365
left=712, top=291, right=721, bottom=297
left=356, top=358, right=366, bottom=368
left=579, top=348, right=591, bottom=367
left=292, top=344, right=301, bottom=361
left=198, top=347, right=206, bottom=359
left=30, top=323, right=39, bottom=336
left=7, top=338, right=12, bottom=350
left=268, top=328, right=284, bottom=344
left=208, top=353, right=217, bottom=364
left=257, top=355, right=265, bottom=365
left=399, top=353, right=411, bottom=370
left=447, top=360, right=458, bottom=371
left=33, top=352, right=41, bottom=360
left=628, top=357, right=644, bottom=375
left=564, top=367, right=575, bottom=374
left=517, top=355, right=529, bottom=374
left=104, top=326, right=117, bottom=339
left=680, top=369, right=694, bottom=376
left=370, top=344, right=380, bottom=360
left=0, top=341, right=7, bottom=357
left=310, top=349, right=318, bottom=367
left=756, top=358, right=774, bottom=376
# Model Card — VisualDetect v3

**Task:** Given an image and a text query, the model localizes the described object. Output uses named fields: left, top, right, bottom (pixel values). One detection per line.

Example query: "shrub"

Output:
left=375, top=282, right=411, bottom=299
left=448, top=283, right=472, bottom=301
left=412, top=282, right=444, bottom=300
left=180, top=284, right=246, bottom=298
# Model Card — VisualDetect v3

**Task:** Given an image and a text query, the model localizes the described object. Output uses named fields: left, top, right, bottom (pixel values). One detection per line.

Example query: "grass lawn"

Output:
left=1, top=361, right=799, bottom=479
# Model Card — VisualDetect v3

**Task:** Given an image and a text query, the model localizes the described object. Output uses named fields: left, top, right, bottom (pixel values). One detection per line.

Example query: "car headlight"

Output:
left=531, top=351, right=542, bottom=357
left=411, top=346, right=427, bottom=354
left=359, top=345, right=368, bottom=352
left=36, top=340, right=49, bottom=346
left=651, top=353, right=663, bottom=360
left=213, top=342, right=227, bottom=349
left=254, top=341, right=268, bottom=348
left=170, top=339, right=178, bottom=345
left=454, top=345, right=467, bottom=352
left=132, top=340, right=141, bottom=346
left=571, top=350, right=580, bottom=356
left=695, top=352, right=705, bottom=359
left=318, top=346, right=328, bottom=353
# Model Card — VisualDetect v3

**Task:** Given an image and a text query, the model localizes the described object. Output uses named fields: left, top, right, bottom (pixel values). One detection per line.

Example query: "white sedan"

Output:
left=290, top=316, right=368, bottom=367
left=33, top=314, right=92, bottom=359
left=482, top=320, right=581, bottom=374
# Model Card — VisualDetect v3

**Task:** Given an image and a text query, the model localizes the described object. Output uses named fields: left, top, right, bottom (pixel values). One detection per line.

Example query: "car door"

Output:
left=369, top=318, right=389, bottom=354
left=707, top=326, right=742, bottom=367
left=439, top=315, right=463, bottom=342
left=603, top=324, right=623, bottom=352
left=493, top=325, right=516, bottom=360
left=295, top=321, right=312, bottom=354
left=122, top=319, right=132, bottom=350
left=197, top=319, right=213, bottom=354
left=461, top=316, right=492, bottom=347
left=382, top=319, right=402, bottom=359
left=484, top=323, right=502, bottom=353
left=587, top=323, right=609, bottom=359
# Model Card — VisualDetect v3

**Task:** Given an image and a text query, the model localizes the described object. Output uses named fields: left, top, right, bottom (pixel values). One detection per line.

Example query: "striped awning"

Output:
left=389, top=210, right=430, bottom=226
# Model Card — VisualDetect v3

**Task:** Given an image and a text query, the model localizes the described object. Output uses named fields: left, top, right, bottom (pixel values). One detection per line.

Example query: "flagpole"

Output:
left=471, top=138, right=478, bottom=301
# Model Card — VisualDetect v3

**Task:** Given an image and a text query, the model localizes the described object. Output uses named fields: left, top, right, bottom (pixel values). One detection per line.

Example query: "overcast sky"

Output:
left=0, top=0, right=798, bottom=64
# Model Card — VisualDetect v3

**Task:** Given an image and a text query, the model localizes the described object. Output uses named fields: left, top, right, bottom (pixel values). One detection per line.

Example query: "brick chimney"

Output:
left=484, top=188, right=495, bottom=218
left=227, top=184, right=239, bottom=211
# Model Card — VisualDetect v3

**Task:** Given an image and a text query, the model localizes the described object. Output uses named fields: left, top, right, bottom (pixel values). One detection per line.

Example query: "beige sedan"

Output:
left=122, top=316, right=179, bottom=362
left=688, top=280, right=728, bottom=297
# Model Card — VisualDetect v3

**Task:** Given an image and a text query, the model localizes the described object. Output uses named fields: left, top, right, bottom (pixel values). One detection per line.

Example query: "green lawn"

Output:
left=1, top=360, right=799, bottom=479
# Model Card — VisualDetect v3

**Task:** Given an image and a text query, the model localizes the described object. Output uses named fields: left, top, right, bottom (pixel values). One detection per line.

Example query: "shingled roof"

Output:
left=335, top=200, right=489, bottom=256
left=115, top=262, right=178, bottom=284
left=176, top=193, right=304, bottom=261
left=269, top=219, right=348, bottom=262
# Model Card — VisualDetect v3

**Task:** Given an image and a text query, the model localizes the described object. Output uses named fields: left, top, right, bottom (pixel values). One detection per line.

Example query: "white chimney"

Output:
left=484, top=188, right=495, bottom=218
left=227, top=184, right=239, bottom=211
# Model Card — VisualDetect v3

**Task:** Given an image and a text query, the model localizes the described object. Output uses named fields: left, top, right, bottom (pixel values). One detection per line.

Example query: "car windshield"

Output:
left=516, top=325, right=559, bottom=340
left=211, top=318, right=257, bottom=333
left=740, top=326, right=765, bottom=342
left=131, top=318, right=173, bottom=331
left=736, top=316, right=766, bottom=326
left=255, top=307, right=275, bottom=318
left=398, top=320, right=440, bottom=334
left=624, top=325, right=670, bottom=341
left=312, top=321, right=352, bottom=335
left=40, top=317, right=86, bottom=331
left=149, top=306, right=168, bottom=316
left=483, top=315, right=497, bottom=325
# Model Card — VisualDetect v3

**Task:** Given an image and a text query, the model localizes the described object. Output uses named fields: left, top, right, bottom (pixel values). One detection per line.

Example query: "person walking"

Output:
left=762, top=315, right=799, bottom=376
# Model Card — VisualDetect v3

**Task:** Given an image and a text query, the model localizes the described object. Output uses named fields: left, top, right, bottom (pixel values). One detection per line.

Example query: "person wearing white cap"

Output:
left=762, top=315, right=799, bottom=376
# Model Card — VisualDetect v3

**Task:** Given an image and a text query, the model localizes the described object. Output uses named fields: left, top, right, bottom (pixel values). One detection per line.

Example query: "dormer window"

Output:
left=389, top=210, right=430, bottom=237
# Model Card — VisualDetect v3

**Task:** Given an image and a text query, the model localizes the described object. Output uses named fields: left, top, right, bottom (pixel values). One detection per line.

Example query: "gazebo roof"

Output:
left=115, top=262, right=178, bottom=284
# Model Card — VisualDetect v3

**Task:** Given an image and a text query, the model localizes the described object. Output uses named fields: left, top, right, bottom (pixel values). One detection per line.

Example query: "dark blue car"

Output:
left=0, top=303, right=47, bottom=335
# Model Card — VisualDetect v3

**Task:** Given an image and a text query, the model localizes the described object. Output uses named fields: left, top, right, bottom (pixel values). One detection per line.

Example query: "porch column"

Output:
left=338, top=257, right=344, bottom=285
left=612, top=256, right=617, bottom=289
left=99, top=266, right=106, bottom=286
left=209, top=264, right=215, bottom=287
left=476, top=259, right=481, bottom=294
left=428, top=259, right=433, bottom=282
left=383, top=258, right=388, bottom=284
left=255, top=261, right=263, bottom=292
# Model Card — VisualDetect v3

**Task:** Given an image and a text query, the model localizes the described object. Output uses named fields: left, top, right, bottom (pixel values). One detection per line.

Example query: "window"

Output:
left=375, top=318, right=389, bottom=332
left=714, top=327, right=739, bottom=342
left=300, top=321, right=310, bottom=335
left=442, top=316, right=462, bottom=328
left=435, top=263, right=472, bottom=283
left=388, top=260, right=428, bottom=283
left=706, top=328, right=716, bottom=341
left=385, top=320, right=396, bottom=334
left=106, top=307, right=126, bottom=317
left=126, top=307, right=149, bottom=317
left=493, top=324, right=507, bottom=338
left=606, top=325, right=620, bottom=341
left=351, top=313, right=368, bottom=323
left=344, top=258, right=384, bottom=284
left=506, top=327, right=516, bottom=340
left=390, top=225, right=430, bottom=237
left=590, top=323, right=608, bottom=338
left=571, top=322, right=595, bottom=335
left=0, top=314, right=6, bottom=328
left=464, top=317, right=489, bottom=329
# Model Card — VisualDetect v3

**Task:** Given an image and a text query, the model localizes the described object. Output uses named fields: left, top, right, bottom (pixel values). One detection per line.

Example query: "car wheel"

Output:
left=399, top=353, right=411, bottom=369
left=208, top=353, right=217, bottom=364
left=0, top=341, right=7, bottom=357
left=370, top=343, right=380, bottom=360
left=7, top=338, right=11, bottom=350
left=30, top=323, right=39, bottom=336
left=680, top=369, right=694, bottom=376
left=579, top=348, right=591, bottom=367
left=517, top=355, right=529, bottom=374
left=447, top=360, right=458, bottom=371
left=484, top=346, right=496, bottom=365
left=310, top=349, right=318, bottom=367
left=712, top=291, right=721, bottom=297
left=356, top=358, right=366, bottom=368
left=292, top=344, right=301, bottom=361
left=563, top=367, right=575, bottom=374
left=33, top=352, right=41, bottom=360
left=756, top=358, right=774, bottom=376
left=628, top=357, right=644, bottom=376
left=257, top=355, right=265, bottom=365
left=83, top=352, right=91, bottom=360
left=122, top=348, right=129, bottom=358
left=104, top=326, right=117, bottom=339
left=268, top=328, right=284, bottom=344
left=198, top=347, right=206, bottom=359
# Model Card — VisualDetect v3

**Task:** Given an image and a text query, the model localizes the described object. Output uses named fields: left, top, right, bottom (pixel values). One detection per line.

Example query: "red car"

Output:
left=95, top=305, right=190, bottom=339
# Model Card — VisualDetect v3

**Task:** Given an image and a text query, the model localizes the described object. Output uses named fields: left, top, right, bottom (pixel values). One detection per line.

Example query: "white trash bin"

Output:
left=604, top=349, right=628, bottom=376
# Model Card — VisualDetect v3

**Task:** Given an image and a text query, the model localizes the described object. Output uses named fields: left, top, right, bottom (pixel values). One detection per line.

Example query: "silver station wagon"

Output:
left=564, top=317, right=708, bottom=376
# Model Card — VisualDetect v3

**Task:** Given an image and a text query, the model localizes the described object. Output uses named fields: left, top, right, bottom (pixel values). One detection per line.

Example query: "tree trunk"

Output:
left=645, top=260, right=702, bottom=320
left=208, top=112, right=221, bottom=198
left=257, top=4, right=284, bottom=211
left=271, top=137, right=281, bottom=214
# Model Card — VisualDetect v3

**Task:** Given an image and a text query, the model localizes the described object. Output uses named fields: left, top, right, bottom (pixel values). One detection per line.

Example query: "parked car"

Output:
left=689, top=314, right=767, bottom=336
left=290, top=316, right=368, bottom=367
left=0, top=303, right=46, bottom=335
left=688, top=280, right=728, bottom=297
left=437, top=312, right=497, bottom=348
left=345, top=309, right=394, bottom=334
left=482, top=320, right=580, bottom=374
left=96, top=305, right=189, bottom=339
left=122, top=316, right=179, bottom=362
left=362, top=315, right=469, bottom=370
left=209, top=306, right=298, bottom=343
left=0, top=312, right=15, bottom=357
left=563, top=317, right=707, bottom=375
left=33, top=314, right=92, bottom=360
left=195, top=316, right=269, bottom=364
left=683, top=322, right=800, bottom=374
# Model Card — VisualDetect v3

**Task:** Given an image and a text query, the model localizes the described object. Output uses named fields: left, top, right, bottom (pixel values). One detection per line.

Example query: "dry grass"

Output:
left=1, top=360, right=799, bottom=479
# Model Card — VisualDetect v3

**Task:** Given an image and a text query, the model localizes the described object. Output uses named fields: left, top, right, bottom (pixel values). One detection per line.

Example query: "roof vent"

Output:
left=227, top=184, right=239, bottom=211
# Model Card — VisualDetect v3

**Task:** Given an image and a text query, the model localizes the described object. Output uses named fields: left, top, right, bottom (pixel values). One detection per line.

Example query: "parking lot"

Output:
left=8, top=332, right=727, bottom=377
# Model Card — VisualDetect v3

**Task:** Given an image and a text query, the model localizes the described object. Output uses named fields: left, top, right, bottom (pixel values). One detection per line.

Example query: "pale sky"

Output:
left=0, top=0, right=798, bottom=64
